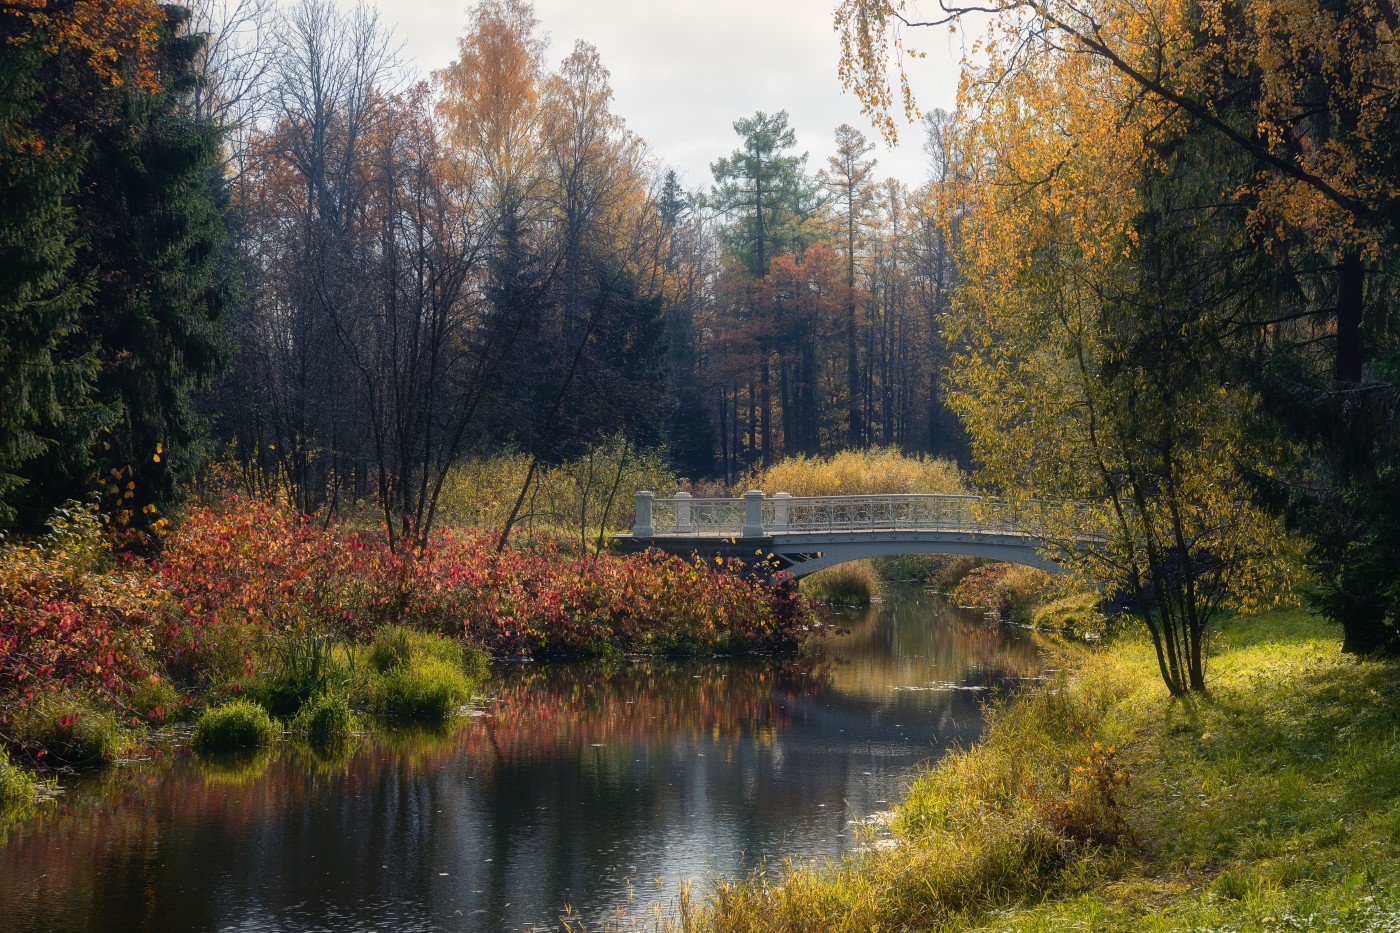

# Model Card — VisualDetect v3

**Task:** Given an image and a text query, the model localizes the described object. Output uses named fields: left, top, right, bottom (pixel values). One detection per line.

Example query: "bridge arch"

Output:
left=618, top=491, right=1070, bottom=577
left=767, top=536, right=1062, bottom=578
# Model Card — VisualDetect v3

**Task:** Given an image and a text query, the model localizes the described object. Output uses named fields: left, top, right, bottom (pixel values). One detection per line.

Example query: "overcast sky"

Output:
left=377, top=0, right=966, bottom=192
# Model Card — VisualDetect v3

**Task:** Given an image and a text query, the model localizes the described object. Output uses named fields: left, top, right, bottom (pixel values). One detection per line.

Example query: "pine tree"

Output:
left=8, top=5, right=229, bottom=533
left=0, top=42, right=94, bottom=526
left=709, top=111, right=820, bottom=277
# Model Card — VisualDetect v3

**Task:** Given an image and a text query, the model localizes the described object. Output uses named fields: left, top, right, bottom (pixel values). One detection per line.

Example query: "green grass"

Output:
left=673, top=609, right=1400, bottom=931
left=193, top=699, right=277, bottom=753
left=353, top=626, right=484, bottom=724
left=290, top=692, right=357, bottom=743
left=0, top=746, right=38, bottom=819
left=1030, top=590, right=1105, bottom=638
left=129, top=676, right=185, bottom=723
left=246, top=629, right=346, bottom=718
left=9, top=695, right=127, bottom=767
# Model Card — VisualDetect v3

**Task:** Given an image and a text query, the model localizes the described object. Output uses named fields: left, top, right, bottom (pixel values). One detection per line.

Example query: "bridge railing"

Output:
left=631, top=491, right=1053, bottom=539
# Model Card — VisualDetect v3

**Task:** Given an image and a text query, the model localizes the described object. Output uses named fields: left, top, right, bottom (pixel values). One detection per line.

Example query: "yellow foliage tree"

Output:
left=942, top=19, right=1297, bottom=694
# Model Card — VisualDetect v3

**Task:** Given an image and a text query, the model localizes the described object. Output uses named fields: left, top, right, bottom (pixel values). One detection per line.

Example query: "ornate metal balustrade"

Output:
left=631, top=491, right=1054, bottom=539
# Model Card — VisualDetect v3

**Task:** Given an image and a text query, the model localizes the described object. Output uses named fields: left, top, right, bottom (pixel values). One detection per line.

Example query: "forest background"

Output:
left=3, top=0, right=1399, bottom=674
left=0, top=0, right=967, bottom=548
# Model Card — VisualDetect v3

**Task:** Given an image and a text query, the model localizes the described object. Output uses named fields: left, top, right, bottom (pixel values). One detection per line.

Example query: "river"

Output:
left=0, top=587, right=1044, bottom=932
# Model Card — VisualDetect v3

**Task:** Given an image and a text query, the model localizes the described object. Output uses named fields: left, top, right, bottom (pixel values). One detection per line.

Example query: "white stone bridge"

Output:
left=616, top=491, right=1068, bottom=577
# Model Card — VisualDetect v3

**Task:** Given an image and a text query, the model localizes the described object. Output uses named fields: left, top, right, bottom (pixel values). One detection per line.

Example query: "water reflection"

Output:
left=0, top=589, right=1042, bottom=932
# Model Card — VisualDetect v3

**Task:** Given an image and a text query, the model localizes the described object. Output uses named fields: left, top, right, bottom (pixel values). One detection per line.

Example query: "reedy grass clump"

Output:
left=353, top=626, right=483, bottom=724
left=801, top=561, right=881, bottom=606
left=290, top=692, right=357, bottom=743
left=193, top=699, right=276, bottom=753
left=673, top=610, right=1400, bottom=931
left=247, top=628, right=345, bottom=718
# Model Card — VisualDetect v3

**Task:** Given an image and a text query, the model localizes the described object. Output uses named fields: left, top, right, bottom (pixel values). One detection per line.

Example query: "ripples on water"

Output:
left=0, top=589, right=1043, bottom=932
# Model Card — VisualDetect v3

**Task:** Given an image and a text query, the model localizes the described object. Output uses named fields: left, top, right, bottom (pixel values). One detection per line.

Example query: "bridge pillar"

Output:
left=673, top=491, right=693, bottom=532
left=771, top=492, right=792, bottom=531
left=633, top=490, right=655, bottom=537
left=742, top=490, right=765, bottom=538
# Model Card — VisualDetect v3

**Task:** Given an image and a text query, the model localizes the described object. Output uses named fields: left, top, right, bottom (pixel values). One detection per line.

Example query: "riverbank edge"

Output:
left=674, top=608, right=1400, bottom=931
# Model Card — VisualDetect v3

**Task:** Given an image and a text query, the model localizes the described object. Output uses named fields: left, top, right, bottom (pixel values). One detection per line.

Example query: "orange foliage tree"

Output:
left=1, top=0, right=162, bottom=90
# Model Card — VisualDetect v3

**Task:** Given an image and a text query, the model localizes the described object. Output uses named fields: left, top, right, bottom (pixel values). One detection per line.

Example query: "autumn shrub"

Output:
left=193, top=699, right=276, bottom=753
left=952, top=563, right=1054, bottom=622
left=152, top=496, right=410, bottom=689
left=803, top=561, right=881, bottom=605
left=155, top=495, right=399, bottom=640
left=403, top=529, right=810, bottom=658
left=744, top=447, right=967, bottom=496
left=10, top=694, right=127, bottom=766
left=157, top=495, right=810, bottom=664
left=0, top=502, right=160, bottom=724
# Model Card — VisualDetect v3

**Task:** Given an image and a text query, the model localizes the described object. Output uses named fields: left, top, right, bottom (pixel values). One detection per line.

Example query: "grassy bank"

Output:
left=675, top=610, right=1400, bottom=930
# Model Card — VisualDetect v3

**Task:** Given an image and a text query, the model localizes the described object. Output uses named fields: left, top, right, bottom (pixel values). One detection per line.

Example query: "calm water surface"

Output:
left=0, top=589, right=1043, bottom=932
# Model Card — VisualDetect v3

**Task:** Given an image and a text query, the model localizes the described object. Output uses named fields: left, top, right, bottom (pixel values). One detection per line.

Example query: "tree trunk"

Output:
left=1334, top=250, right=1365, bottom=383
left=760, top=352, right=772, bottom=465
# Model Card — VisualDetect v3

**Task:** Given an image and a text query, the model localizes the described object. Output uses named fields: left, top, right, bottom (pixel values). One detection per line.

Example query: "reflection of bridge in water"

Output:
left=617, top=491, right=1067, bottom=576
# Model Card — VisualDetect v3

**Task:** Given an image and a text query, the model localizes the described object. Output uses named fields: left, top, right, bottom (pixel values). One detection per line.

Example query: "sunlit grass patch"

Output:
left=1030, top=590, right=1104, bottom=638
left=671, top=609, right=1400, bottom=931
left=290, top=691, right=357, bottom=743
left=353, top=626, right=484, bottom=724
left=744, top=446, right=967, bottom=497
left=193, top=699, right=276, bottom=753
left=0, top=746, right=38, bottom=819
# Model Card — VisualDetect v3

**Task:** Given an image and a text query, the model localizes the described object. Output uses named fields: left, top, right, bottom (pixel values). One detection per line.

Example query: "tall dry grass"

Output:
left=743, top=447, right=967, bottom=497
left=801, top=561, right=882, bottom=605
left=669, top=641, right=1135, bottom=931
left=435, top=436, right=678, bottom=546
